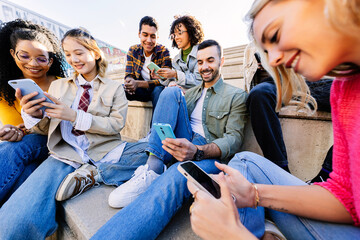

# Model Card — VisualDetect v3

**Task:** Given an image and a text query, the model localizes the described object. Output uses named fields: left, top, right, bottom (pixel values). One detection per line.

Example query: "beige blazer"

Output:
left=32, top=76, right=128, bottom=164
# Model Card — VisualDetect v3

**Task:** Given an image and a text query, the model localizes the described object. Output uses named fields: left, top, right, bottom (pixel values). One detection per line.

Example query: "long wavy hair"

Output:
left=245, top=0, right=316, bottom=111
left=61, top=28, right=108, bottom=78
left=0, top=19, right=66, bottom=106
left=245, top=0, right=360, bottom=111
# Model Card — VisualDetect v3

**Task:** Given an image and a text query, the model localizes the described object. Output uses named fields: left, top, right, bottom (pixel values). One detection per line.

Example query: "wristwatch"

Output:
left=193, top=147, right=204, bottom=161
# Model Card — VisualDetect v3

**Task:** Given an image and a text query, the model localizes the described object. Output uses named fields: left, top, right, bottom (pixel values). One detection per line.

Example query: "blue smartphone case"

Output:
left=8, top=79, right=54, bottom=111
left=153, top=123, right=176, bottom=141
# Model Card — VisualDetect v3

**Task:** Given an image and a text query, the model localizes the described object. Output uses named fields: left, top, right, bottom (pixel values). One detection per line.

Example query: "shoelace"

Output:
left=71, top=169, right=100, bottom=199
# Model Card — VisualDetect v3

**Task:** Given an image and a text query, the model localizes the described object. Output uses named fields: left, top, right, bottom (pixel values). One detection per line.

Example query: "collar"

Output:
left=197, top=76, right=224, bottom=94
left=174, top=45, right=198, bottom=63
left=68, top=74, right=108, bottom=90
left=138, top=44, right=161, bottom=57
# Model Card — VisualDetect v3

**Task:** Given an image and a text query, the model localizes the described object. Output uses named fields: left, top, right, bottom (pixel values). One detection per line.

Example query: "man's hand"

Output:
left=162, top=138, right=197, bottom=162
left=124, top=78, right=138, bottom=94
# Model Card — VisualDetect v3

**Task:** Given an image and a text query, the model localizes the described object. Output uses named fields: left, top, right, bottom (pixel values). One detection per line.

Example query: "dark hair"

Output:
left=198, top=39, right=223, bottom=58
left=170, top=15, right=204, bottom=49
left=61, top=28, right=108, bottom=78
left=139, top=16, right=158, bottom=32
left=0, top=19, right=66, bottom=106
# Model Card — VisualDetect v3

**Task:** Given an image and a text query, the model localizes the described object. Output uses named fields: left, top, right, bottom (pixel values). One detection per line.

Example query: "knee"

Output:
left=247, top=83, right=276, bottom=109
left=158, top=87, right=182, bottom=101
left=228, top=151, right=265, bottom=169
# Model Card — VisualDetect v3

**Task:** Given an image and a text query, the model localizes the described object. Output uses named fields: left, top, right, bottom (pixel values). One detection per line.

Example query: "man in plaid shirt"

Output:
left=124, top=16, right=172, bottom=112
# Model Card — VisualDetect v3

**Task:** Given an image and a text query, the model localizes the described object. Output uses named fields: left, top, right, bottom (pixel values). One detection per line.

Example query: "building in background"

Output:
left=0, top=0, right=126, bottom=75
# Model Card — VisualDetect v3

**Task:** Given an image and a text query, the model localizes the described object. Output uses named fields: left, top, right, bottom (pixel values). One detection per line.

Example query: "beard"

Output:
left=200, top=68, right=220, bottom=83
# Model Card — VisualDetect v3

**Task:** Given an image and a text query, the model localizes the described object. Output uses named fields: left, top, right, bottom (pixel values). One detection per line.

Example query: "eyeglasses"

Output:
left=15, top=51, right=51, bottom=66
left=170, top=30, right=188, bottom=40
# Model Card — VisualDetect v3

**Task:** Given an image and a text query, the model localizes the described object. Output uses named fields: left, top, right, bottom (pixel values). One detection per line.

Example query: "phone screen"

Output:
left=181, top=162, right=221, bottom=199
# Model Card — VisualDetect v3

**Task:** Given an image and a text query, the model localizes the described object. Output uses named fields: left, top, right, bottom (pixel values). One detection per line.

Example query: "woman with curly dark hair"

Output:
left=0, top=19, right=66, bottom=205
left=156, top=15, right=204, bottom=90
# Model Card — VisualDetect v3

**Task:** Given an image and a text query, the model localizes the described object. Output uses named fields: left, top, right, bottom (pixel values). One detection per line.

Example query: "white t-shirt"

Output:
left=141, top=53, right=153, bottom=81
left=190, top=88, right=208, bottom=138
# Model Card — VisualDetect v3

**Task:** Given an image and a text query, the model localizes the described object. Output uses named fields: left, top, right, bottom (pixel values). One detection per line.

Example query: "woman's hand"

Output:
left=41, top=92, right=77, bottom=122
left=187, top=173, right=257, bottom=240
left=213, top=162, right=256, bottom=209
left=15, top=88, right=44, bottom=118
left=0, top=124, right=24, bottom=142
left=157, top=68, right=177, bottom=79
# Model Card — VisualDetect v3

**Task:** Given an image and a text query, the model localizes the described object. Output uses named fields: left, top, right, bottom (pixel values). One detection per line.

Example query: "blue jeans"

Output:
left=91, top=87, right=228, bottom=240
left=146, top=87, right=204, bottom=163
left=0, top=157, right=74, bottom=240
left=0, top=134, right=48, bottom=205
left=98, top=88, right=206, bottom=184
left=229, top=151, right=360, bottom=239
left=97, top=142, right=149, bottom=186
left=91, top=160, right=220, bottom=240
left=247, top=80, right=288, bottom=166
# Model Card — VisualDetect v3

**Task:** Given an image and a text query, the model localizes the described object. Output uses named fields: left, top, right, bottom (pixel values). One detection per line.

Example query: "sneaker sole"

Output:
left=55, top=171, right=78, bottom=201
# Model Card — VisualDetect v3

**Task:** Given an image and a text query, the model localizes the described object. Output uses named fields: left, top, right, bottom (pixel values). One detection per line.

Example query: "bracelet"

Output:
left=251, top=183, right=259, bottom=209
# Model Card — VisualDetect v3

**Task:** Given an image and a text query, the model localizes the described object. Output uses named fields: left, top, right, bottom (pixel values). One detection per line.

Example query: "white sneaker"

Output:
left=108, top=164, right=164, bottom=208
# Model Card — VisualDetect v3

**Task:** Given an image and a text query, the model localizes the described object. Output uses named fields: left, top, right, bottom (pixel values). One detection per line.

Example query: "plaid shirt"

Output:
left=125, top=44, right=172, bottom=86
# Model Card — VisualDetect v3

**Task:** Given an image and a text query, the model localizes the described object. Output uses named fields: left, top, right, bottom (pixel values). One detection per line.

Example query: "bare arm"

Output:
left=215, top=162, right=353, bottom=224
left=258, top=184, right=353, bottom=223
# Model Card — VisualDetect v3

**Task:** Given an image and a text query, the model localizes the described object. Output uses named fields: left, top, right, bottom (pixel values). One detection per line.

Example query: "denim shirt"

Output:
left=185, top=77, right=248, bottom=162
left=172, top=45, right=202, bottom=89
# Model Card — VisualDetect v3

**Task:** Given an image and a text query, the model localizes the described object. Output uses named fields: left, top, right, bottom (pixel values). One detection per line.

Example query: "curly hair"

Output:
left=0, top=19, right=66, bottom=106
left=61, top=28, right=108, bottom=78
left=170, top=15, right=204, bottom=49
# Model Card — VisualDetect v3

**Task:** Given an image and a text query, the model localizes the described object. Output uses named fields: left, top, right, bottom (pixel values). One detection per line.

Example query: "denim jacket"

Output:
left=172, top=45, right=202, bottom=89
left=185, top=77, right=248, bottom=162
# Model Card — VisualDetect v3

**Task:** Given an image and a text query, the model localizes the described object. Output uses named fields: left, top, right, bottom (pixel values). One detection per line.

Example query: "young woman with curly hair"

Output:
left=0, top=19, right=66, bottom=205
left=156, top=15, right=204, bottom=90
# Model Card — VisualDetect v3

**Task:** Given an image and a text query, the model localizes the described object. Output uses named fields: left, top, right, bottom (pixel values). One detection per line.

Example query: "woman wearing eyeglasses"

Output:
left=156, top=15, right=204, bottom=90
left=0, top=19, right=66, bottom=205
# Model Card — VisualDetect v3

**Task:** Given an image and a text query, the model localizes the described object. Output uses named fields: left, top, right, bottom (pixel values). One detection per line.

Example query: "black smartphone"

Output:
left=178, top=161, right=221, bottom=199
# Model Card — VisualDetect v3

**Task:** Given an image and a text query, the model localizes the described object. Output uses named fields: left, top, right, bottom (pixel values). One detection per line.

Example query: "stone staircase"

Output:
left=49, top=44, right=333, bottom=240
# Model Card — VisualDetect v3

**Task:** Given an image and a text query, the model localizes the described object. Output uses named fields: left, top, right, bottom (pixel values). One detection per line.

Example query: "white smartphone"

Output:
left=178, top=161, right=221, bottom=199
left=8, top=79, right=54, bottom=110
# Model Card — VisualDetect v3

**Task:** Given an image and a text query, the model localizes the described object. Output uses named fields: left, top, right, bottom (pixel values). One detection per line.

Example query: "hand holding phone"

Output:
left=9, top=79, right=54, bottom=112
left=178, top=161, right=221, bottom=199
left=153, top=123, right=176, bottom=141
left=147, top=62, right=165, bottom=79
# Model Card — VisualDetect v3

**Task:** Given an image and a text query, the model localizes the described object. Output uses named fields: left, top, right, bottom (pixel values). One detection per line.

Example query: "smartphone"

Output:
left=178, top=161, right=221, bottom=199
left=153, top=123, right=176, bottom=141
left=8, top=79, right=54, bottom=110
left=147, top=62, right=165, bottom=79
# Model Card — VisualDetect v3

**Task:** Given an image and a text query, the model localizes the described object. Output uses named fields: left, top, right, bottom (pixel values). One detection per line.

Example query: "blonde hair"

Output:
left=62, top=28, right=108, bottom=78
left=245, top=0, right=360, bottom=111
left=245, top=0, right=316, bottom=111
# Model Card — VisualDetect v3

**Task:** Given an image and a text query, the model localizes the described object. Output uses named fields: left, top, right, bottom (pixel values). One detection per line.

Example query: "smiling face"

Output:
left=253, top=0, right=354, bottom=81
left=197, top=45, right=224, bottom=88
left=173, top=24, right=191, bottom=50
left=62, top=36, right=99, bottom=81
left=10, top=40, right=53, bottom=80
left=139, top=24, right=158, bottom=57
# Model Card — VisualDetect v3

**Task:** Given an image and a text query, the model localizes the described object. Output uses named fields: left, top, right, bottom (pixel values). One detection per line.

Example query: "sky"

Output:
left=7, top=0, right=253, bottom=56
